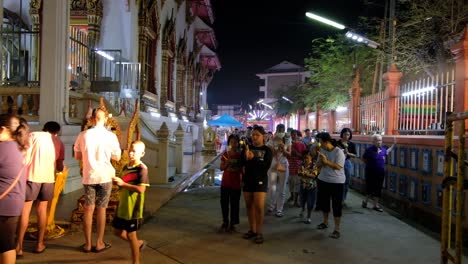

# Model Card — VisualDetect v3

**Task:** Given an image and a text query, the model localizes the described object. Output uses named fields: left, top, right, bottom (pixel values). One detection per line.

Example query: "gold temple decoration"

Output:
left=71, top=97, right=140, bottom=229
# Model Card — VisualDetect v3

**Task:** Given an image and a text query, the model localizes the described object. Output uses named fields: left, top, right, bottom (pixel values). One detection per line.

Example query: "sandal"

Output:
left=373, top=206, right=383, bottom=212
left=329, top=230, right=341, bottom=239
left=361, top=201, right=368, bottom=208
left=254, top=234, right=264, bottom=244
left=317, top=223, right=328, bottom=230
left=242, top=230, right=256, bottom=239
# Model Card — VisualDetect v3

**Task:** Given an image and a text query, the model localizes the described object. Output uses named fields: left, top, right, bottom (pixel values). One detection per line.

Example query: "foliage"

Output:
left=394, top=0, right=468, bottom=76
left=303, top=35, right=379, bottom=110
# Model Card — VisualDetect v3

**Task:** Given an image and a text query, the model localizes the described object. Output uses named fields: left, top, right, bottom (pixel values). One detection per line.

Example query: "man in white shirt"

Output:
left=74, top=108, right=121, bottom=253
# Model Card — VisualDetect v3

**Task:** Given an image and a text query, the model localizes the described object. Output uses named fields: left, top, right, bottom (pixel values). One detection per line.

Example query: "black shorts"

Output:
left=112, top=217, right=143, bottom=233
left=243, top=176, right=268, bottom=193
left=25, top=182, right=55, bottom=201
left=0, top=216, right=19, bottom=253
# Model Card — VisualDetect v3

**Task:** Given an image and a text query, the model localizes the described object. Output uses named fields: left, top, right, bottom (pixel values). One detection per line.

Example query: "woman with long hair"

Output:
left=337, top=128, right=357, bottom=207
left=0, top=114, right=29, bottom=264
left=241, top=126, right=272, bottom=244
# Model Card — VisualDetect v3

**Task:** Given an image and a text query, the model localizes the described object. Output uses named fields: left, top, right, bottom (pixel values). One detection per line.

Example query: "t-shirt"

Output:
left=221, top=151, right=242, bottom=190
left=25, top=132, right=57, bottom=183
left=288, top=141, right=307, bottom=175
left=116, top=163, right=150, bottom=220
left=363, top=145, right=388, bottom=173
left=241, top=145, right=273, bottom=187
left=74, top=126, right=121, bottom=184
left=317, top=147, right=346, bottom=184
left=337, top=140, right=357, bottom=160
left=0, top=141, right=26, bottom=216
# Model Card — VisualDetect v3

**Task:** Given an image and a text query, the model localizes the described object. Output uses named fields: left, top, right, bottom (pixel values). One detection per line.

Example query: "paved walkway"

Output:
left=15, top=153, right=466, bottom=263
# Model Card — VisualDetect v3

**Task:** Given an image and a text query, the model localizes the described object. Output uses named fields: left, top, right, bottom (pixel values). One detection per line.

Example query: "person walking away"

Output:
left=74, top=108, right=121, bottom=253
left=362, top=134, right=395, bottom=212
left=298, top=153, right=318, bottom=224
left=16, top=121, right=64, bottom=257
left=337, top=128, right=356, bottom=208
left=241, top=126, right=272, bottom=244
left=219, top=135, right=242, bottom=232
left=0, top=114, right=29, bottom=264
left=112, top=141, right=149, bottom=264
left=287, top=130, right=307, bottom=207
left=266, top=129, right=289, bottom=217
left=315, top=132, right=346, bottom=239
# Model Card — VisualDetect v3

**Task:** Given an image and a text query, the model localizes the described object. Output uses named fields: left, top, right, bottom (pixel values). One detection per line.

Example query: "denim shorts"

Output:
left=83, top=182, right=113, bottom=208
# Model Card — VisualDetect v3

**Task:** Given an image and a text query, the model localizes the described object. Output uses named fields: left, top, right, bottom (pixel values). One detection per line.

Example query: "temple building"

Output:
left=0, top=0, right=220, bottom=191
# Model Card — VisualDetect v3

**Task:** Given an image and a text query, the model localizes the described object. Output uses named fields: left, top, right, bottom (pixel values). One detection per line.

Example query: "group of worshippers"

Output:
left=218, top=124, right=395, bottom=243
left=0, top=109, right=150, bottom=264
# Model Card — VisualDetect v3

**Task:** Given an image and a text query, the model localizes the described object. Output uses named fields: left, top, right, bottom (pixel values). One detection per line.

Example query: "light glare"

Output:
left=305, top=12, right=346, bottom=30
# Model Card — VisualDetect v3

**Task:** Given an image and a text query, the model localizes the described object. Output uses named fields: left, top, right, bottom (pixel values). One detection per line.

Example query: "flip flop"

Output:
left=33, top=245, right=47, bottom=254
left=93, top=242, right=111, bottom=253
left=139, top=240, right=147, bottom=252
left=80, top=244, right=92, bottom=253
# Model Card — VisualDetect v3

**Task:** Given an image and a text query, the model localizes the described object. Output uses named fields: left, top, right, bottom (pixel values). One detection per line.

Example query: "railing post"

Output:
left=450, top=25, right=468, bottom=132
left=156, top=122, right=170, bottom=183
left=383, top=65, right=402, bottom=135
left=174, top=123, right=185, bottom=174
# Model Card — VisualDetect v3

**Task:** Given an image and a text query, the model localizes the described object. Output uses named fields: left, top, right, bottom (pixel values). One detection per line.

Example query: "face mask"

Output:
left=276, top=132, right=285, bottom=138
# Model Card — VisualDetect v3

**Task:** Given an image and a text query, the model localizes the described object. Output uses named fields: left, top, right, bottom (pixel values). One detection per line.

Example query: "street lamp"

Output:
left=345, top=31, right=380, bottom=49
left=305, top=12, right=345, bottom=30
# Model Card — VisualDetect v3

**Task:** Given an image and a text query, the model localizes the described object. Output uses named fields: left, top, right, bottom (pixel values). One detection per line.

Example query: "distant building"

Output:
left=213, top=104, right=242, bottom=117
left=256, top=61, right=311, bottom=104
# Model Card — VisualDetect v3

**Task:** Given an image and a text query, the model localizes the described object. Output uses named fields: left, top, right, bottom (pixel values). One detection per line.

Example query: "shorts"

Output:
left=112, top=217, right=143, bottom=233
left=243, top=177, right=268, bottom=193
left=25, top=182, right=55, bottom=201
left=83, top=182, right=113, bottom=208
left=0, top=216, right=19, bottom=253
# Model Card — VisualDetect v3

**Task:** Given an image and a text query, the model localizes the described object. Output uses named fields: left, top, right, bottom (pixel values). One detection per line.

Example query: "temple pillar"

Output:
left=174, top=123, right=184, bottom=173
left=160, top=50, right=170, bottom=112
left=155, top=122, right=170, bottom=183
left=451, top=25, right=468, bottom=115
left=138, top=19, right=149, bottom=93
left=39, top=0, right=69, bottom=124
left=29, top=0, right=41, bottom=82
left=176, top=63, right=185, bottom=112
left=383, top=65, right=402, bottom=135
left=186, top=66, right=194, bottom=112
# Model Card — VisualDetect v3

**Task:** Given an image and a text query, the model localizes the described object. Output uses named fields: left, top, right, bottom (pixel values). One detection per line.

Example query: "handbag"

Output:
left=0, top=166, right=25, bottom=200
left=276, top=157, right=286, bottom=172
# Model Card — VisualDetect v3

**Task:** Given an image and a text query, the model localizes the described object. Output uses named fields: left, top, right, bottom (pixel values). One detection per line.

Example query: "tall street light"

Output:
left=305, top=12, right=345, bottom=30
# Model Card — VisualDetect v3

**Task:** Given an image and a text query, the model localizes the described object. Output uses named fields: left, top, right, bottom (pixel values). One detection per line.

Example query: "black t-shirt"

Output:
left=337, top=140, right=357, bottom=160
left=241, top=144, right=273, bottom=185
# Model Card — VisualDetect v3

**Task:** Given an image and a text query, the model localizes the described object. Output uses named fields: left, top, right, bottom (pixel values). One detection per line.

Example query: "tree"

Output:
left=303, top=35, right=379, bottom=110
left=394, top=0, right=468, bottom=76
left=272, top=84, right=307, bottom=115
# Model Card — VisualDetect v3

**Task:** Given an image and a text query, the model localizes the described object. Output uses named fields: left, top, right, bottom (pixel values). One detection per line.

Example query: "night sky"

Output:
left=207, top=0, right=384, bottom=108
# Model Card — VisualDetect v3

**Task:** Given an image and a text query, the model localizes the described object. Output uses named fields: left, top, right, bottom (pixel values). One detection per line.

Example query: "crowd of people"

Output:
left=0, top=110, right=149, bottom=264
left=218, top=124, right=395, bottom=243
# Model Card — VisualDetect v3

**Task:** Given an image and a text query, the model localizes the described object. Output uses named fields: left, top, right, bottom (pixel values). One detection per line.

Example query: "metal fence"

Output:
left=360, top=90, right=386, bottom=134
left=0, top=31, right=40, bottom=86
left=398, top=66, right=455, bottom=134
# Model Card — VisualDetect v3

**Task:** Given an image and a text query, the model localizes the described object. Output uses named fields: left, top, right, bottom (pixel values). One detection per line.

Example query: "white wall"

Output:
left=3, top=0, right=31, bottom=27
left=100, top=0, right=138, bottom=61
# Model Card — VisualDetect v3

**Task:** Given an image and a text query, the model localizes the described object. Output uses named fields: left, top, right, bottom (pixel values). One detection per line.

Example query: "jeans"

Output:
left=343, top=159, right=353, bottom=201
left=220, top=187, right=241, bottom=225
left=300, top=185, right=316, bottom=211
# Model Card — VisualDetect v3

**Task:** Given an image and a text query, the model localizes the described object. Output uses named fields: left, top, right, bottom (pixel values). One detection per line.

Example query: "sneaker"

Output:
left=228, top=225, right=237, bottom=233
left=275, top=212, right=284, bottom=217
left=304, top=218, right=311, bottom=224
